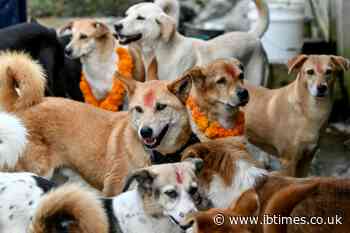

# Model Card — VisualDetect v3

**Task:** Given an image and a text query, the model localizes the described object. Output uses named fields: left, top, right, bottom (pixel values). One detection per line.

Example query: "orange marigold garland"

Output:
left=80, top=47, right=133, bottom=111
left=186, top=96, right=245, bottom=139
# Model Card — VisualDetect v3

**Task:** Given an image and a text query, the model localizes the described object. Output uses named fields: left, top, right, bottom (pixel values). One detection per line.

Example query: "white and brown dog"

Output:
left=183, top=141, right=350, bottom=233
left=60, top=19, right=145, bottom=111
left=0, top=52, right=193, bottom=196
left=115, top=0, right=270, bottom=85
left=29, top=159, right=210, bottom=233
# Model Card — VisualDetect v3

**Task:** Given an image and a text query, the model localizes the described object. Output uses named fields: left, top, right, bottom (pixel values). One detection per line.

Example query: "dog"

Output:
left=175, top=58, right=249, bottom=142
left=243, top=55, right=350, bottom=177
left=182, top=142, right=350, bottom=233
left=0, top=172, right=58, bottom=233
left=181, top=138, right=266, bottom=209
left=29, top=159, right=209, bottom=233
left=60, top=19, right=146, bottom=111
left=0, top=22, right=68, bottom=97
left=0, top=52, right=193, bottom=196
left=115, top=0, right=269, bottom=85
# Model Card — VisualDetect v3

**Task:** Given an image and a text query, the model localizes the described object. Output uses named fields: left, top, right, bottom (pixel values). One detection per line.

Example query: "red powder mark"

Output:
left=316, top=62, right=323, bottom=73
left=175, top=168, right=184, bottom=184
left=225, top=64, right=237, bottom=78
left=144, top=89, right=155, bottom=108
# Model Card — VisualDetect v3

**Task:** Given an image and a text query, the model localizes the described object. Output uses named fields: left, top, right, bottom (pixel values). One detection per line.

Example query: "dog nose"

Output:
left=317, top=84, right=328, bottom=94
left=140, top=127, right=153, bottom=139
left=236, top=88, right=249, bottom=101
left=114, top=23, right=123, bottom=32
left=65, top=47, right=73, bottom=57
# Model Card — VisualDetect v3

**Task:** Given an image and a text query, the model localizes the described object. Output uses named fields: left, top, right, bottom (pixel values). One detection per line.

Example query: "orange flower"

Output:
left=79, top=47, right=133, bottom=111
left=186, top=96, right=245, bottom=139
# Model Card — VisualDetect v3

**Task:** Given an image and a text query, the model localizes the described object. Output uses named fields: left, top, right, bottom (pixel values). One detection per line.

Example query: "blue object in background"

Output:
left=0, top=0, right=27, bottom=28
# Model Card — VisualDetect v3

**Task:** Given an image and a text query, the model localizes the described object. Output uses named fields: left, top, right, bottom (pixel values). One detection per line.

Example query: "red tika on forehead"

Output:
left=144, top=89, right=155, bottom=108
left=225, top=64, right=237, bottom=78
left=175, top=167, right=184, bottom=184
left=316, top=62, right=323, bottom=73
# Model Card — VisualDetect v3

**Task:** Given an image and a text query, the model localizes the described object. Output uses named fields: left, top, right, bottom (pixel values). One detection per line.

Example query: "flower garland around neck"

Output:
left=80, top=47, right=133, bottom=112
left=186, top=96, right=245, bottom=139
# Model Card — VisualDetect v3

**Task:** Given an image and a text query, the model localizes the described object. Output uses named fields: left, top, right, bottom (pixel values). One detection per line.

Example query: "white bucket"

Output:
left=250, top=0, right=305, bottom=64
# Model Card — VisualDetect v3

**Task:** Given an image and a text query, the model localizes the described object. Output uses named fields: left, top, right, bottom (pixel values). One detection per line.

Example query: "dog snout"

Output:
left=140, top=127, right=153, bottom=139
left=236, top=88, right=249, bottom=102
left=114, top=23, right=124, bottom=32
left=317, top=84, right=328, bottom=95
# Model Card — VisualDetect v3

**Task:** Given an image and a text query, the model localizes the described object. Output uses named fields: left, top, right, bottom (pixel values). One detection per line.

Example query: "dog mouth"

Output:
left=118, top=33, right=142, bottom=45
left=143, top=124, right=169, bottom=149
left=169, top=216, right=194, bottom=231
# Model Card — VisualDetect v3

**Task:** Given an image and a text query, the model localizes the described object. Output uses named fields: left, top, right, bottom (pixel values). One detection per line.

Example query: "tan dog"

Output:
left=115, top=1, right=269, bottom=85
left=0, top=52, right=192, bottom=196
left=243, top=55, right=350, bottom=177
left=176, top=58, right=248, bottom=142
left=59, top=19, right=145, bottom=109
left=183, top=143, right=350, bottom=233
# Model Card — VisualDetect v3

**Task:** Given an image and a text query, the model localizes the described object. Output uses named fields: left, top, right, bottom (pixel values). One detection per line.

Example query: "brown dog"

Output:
left=183, top=142, right=350, bottom=233
left=178, top=58, right=249, bottom=142
left=0, top=52, right=192, bottom=196
left=243, top=55, right=350, bottom=177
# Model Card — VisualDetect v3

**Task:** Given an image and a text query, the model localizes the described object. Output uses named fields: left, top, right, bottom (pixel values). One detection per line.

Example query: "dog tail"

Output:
left=31, top=184, right=109, bottom=233
left=0, top=112, right=28, bottom=169
left=0, top=52, right=46, bottom=112
left=250, top=0, right=270, bottom=38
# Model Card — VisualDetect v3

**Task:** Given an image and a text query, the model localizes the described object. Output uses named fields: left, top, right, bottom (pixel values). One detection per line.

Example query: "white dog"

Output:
left=115, top=0, right=270, bottom=85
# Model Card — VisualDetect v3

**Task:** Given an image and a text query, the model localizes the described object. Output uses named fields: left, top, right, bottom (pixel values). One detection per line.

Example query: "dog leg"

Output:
left=295, top=147, right=318, bottom=177
left=103, top=163, right=129, bottom=197
left=245, top=44, right=269, bottom=86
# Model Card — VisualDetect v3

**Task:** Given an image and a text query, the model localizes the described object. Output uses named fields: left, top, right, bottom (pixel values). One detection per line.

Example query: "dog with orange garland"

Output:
left=182, top=139, right=350, bottom=233
left=0, top=51, right=193, bottom=196
left=59, top=19, right=146, bottom=111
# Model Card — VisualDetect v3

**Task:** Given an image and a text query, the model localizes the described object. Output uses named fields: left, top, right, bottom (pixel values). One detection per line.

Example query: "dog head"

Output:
left=288, top=55, right=350, bottom=98
left=180, top=58, right=248, bottom=129
left=59, top=19, right=111, bottom=59
left=123, top=159, right=205, bottom=229
left=115, top=3, right=176, bottom=46
left=116, top=72, right=192, bottom=154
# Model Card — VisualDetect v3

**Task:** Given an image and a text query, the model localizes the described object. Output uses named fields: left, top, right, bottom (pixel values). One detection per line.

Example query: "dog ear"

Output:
left=287, top=55, right=309, bottom=74
left=114, top=71, right=137, bottom=96
left=58, top=22, right=73, bottom=36
left=156, top=14, right=176, bottom=42
left=92, top=22, right=110, bottom=38
left=331, top=56, right=350, bottom=71
left=122, top=169, right=157, bottom=193
left=167, top=70, right=194, bottom=104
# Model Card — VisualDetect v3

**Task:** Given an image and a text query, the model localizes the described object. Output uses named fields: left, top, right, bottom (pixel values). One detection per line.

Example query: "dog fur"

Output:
left=115, top=0, right=269, bottom=85
left=0, top=52, right=192, bottom=196
left=182, top=138, right=266, bottom=209
left=0, top=112, right=28, bottom=169
left=60, top=19, right=145, bottom=101
left=0, top=172, right=56, bottom=233
left=30, top=160, right=209, bottom=233
left=243, top=55, right=350, bottom=177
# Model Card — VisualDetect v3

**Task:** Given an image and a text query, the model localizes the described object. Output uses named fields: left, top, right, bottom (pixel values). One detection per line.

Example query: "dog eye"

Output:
left=325, top=69, right=332, bottom=75
left=306, top=69, right=315, bottom=75
left=188, top=186, right=198, bottom=196
left=238, top=63, right=244, bottom=71
left=238, top=73, right=244, bottom=80
left=216, top=77, right=227, bottom=85
left=137, top=15, right=145, bottom=20
left=164, top=190, right=178, bottom=199
left=80, top=34, right=88, bottom=40
left=156, top=103, right=167, bottom=111
left=135, top=106, right=144, bottom=113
